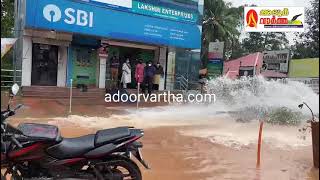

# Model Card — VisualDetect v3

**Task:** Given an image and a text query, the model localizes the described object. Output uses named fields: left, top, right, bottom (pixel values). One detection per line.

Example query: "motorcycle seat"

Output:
left=46, top=134, right=95, bottom=159
left=95, top=127, right=131, bottom=147
left=46, top=127, right=131, bottom=159
left=18, top=123, right=62, bottom=142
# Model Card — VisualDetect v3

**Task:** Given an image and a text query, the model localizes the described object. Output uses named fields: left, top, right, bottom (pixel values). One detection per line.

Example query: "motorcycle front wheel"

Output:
left=95, top=155, right=142, bottom=180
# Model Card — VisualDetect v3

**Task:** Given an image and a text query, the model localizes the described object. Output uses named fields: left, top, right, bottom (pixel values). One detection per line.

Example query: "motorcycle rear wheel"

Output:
left=97, top=155, right=142, bottom=180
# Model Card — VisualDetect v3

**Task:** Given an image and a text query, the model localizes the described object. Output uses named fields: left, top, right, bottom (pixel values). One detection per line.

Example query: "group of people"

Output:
left=109, top=54, right=164, bottom=94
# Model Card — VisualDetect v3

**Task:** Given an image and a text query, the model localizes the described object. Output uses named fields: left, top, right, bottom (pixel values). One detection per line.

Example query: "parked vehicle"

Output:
left=1, top=84, right=149, bottom=180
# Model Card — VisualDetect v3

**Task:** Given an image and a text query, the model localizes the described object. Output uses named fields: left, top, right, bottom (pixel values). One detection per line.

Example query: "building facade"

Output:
left=224, top=52, right=264, bottom=79
left=15, top=0, right=203, bottom=90
left=288, top=58, right=319, bottom=94
left=224, top=52, right=288, bottom=80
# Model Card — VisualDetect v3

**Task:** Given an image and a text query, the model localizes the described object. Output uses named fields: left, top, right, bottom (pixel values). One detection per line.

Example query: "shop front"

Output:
left=18, top=0, right=203, bottom=90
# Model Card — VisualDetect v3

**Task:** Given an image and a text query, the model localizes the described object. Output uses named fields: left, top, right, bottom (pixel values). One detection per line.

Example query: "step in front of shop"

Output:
left=22, top=86, right=106, bottom=99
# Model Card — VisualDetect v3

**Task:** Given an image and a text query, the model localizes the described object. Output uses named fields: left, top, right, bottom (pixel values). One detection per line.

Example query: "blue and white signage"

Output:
left=91, top=0, right=132, bottom=8
left=25, top=0, right=201, bottom=49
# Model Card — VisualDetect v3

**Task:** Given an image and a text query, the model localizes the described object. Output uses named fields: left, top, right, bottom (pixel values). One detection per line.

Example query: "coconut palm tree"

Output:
left=201, top=0, right=243, bottom=65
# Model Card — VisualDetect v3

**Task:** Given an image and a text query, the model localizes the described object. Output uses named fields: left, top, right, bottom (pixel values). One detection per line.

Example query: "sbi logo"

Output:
left=43, top=4, right=93, bottom=27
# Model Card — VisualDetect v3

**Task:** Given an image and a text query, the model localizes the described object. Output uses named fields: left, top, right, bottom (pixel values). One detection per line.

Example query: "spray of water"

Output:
left=207, top=76, right=319, bottom=121
left=48, top=76, right=318, bottom=149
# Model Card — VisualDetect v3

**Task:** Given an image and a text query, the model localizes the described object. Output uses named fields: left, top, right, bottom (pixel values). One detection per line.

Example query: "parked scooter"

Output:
left=1, top=84, right=149, bottom=180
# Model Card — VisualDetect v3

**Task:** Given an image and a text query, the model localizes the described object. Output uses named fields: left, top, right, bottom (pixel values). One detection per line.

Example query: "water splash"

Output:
left=207, top=76, right=319, bottom=120
left=47, top=76, right=318, bottom=149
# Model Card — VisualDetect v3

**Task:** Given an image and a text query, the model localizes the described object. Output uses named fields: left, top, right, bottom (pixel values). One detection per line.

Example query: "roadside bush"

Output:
left=266, top=107, right=303, bottom=125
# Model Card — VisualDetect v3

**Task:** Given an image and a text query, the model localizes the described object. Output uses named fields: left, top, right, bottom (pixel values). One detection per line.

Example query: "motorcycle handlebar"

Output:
left=1, top=104, right=23, bottom=122
left=13, top=104, right=24, bottom=112
left=10, top=136, right=23, bottom=148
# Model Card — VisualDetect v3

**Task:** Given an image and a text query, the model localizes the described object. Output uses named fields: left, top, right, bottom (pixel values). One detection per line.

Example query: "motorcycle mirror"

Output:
left=10, top=83, right=20, bottom=96
left=298, top=104, right=304, bottom=109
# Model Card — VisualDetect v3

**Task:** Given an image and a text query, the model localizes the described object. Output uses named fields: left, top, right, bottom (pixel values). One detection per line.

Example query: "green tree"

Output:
left=291, top=0, right=319, bottom=58
left=241, top=32, right=289, bottom=54
left=1, top=0, right=14, bottom=38
left=1, top=0, right=15, bottom=85
left=201, top=0, right=242, bottom=66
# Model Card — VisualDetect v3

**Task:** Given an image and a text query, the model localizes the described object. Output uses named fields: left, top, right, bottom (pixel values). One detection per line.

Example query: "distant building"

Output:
left=262, top=50, right=290, bottom=73
left=224, top=52, right=263, bottom=79
left=224, top=51, right=289, bottom=80
left=288, top=58, right=319, bottom=94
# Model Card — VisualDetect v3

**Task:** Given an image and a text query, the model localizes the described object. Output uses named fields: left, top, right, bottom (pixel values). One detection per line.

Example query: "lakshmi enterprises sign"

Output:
left=262, top=50, right=290, bottom=73
left=89, top=0, right=200, bottom=24
left=244, top=7, right=304, bottom=32
left=132, top=1, right=198, bottom=23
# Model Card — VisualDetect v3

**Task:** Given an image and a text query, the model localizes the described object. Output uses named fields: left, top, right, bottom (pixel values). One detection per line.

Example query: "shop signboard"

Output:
left=207, top=59, right=223, bottom=78
left=262, top=50, right=290, bottom=73
left=98, top=43, right=109, bottom=58
left=90, top=0, right=132, bottom=9
left=87, top=0, right=202, bottom=24
left=132, top=1, right=198, bottom=23
left=239, top=66, right=254, bottom=77
left=288, top=58, right=319, bottom=78
left=25, top=0, right=201, bottom=49
left=208, top=42, right=224, bottom=59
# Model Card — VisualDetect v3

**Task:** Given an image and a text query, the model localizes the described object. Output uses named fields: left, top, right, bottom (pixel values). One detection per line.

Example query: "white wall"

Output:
left=21, top=36, right=32, bottom=86
left=57, top=46, right=68, bottom=87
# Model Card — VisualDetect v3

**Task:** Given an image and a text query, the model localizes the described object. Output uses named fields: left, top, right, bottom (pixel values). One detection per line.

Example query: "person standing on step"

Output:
left=121, top=58, right=131, bottom=89
left=153, top=62, right=164, bottom=91
left=135, top=59, right=145, bottom=91
left=144, top=61, right=156, bottom=94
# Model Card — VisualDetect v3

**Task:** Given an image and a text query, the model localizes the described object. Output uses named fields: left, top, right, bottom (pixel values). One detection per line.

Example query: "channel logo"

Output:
left=43, top=4, right=61, bottom=22
left=246, top=9, right=258, bottom=28
left=42, top=4, right=94, bottom=27
left=243, top=6, right=305, bottom=32
left=244, top=7, right=304, bottom=32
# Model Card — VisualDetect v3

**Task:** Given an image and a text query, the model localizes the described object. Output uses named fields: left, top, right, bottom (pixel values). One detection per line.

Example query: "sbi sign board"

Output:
left=25, top=0, right=201, bottom=49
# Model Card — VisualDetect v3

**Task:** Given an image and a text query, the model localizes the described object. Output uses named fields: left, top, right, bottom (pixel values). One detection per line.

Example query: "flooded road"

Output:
left=4, top=77, right=319, bottom=179
left=10, top=110, right=319, bottom=180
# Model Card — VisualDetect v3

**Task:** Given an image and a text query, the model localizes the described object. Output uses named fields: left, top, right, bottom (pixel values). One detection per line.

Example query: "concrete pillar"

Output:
left=66, top=47, right=73, bottom=87
left=21, top=36, right=32, bottom=86
left=57, top=46, right=68, bottom=87
left=153, top=48, right=159, bottom=63
left=99, top=57, right=107, bottom=88
left=166, top=47, right=176, bottom=90
left=159, top=47, right=167, bottom=90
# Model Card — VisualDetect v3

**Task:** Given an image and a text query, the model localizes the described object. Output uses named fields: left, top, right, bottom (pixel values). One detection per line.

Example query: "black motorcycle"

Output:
left=1, top=84, right=150, bottom=180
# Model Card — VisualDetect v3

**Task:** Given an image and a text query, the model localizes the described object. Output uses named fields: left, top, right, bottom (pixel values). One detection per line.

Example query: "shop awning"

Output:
left=1, top=38, right=17, bottom=59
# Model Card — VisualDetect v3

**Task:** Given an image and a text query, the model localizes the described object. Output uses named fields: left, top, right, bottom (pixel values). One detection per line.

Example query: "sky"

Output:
left=225, top=0, right=312, bottom=45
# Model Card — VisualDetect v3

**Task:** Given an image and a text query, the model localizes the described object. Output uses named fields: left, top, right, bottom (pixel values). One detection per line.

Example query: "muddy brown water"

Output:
left=1, top=96, right=319, bottom=180
left=4, top=118, right=319, bottom=180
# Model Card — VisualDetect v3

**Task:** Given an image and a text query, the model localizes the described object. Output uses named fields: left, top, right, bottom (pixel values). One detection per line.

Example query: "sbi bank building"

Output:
left=15, top=0, right=203, bottom=90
